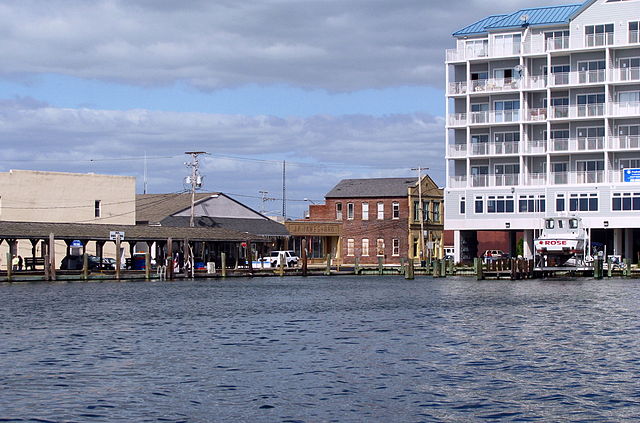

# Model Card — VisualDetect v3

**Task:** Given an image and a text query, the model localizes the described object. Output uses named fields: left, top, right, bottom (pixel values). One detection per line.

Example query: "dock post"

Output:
left=474, top=257, right=484, bottom=281
left=145, top=251, right=151, bottom=281
left=607, top=258, right=613, bottom=278
left=440, top=259, right=447, bottom=277
left=166, top=237, right=173, bottom=280
left=6, top=252, right=12, bottom=282
left=594, top=258, right=603, bottom=279
left=82, top=253, right=89, bottom=280
left=278, top=253, right=285, bottom=276
left=405, top=258, right=414, bottom=280
left=354, top=257, right=360, bottom=275
left=324, top=254, right=331, bottom=276
left=49, top=233, right=56, bottom=281
left=301, top=238, right=308, bottom=277
left=624, top=258, right=630, bottom=277
left=115, top=234, right=121, bottom=281
left=377, top=256, right=383, bottom=276
left=247, top=240, right=254, bottom=277
left=183, top=238, right=190, bottom=278
left=221, top=252, right=227, bottom=278
left=432, top=259, right=439, bottom=278
left=44, top=253, right=50, bottom=281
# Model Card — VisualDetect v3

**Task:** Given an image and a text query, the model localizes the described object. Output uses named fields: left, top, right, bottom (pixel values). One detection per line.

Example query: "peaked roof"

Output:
left=453, top=2, right=584, bottom=37
left=325, top=177, right=418, bottom=199
left=136, top=192, right=222, bottom=223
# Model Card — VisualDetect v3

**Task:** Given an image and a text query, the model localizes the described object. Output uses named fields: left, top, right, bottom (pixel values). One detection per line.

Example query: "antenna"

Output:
left=185, top=151, right=207, bottom=227
left=519, top=14, right=529, bottom=26
left=143, top=151, right=148, bottom=194
left=258, top=190, right=276, bottom=215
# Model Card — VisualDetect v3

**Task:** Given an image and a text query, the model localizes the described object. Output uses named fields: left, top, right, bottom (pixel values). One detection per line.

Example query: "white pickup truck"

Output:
left=262, top=250, right=299, bottom=267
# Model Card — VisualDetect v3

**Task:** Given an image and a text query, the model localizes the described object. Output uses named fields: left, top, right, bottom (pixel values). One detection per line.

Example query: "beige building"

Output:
left=0, top=169, right=136, bottom=265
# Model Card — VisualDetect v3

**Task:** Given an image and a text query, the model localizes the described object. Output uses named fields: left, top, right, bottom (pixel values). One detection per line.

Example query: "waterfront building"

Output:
left=287, top=176, right=443, bottom=265
left=445, top=0, right=640, bottom=262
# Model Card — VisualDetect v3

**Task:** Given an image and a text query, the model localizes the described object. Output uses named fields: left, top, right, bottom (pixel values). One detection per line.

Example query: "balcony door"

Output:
left=494, top=163, right=519, bottom=186
left=577, top=93, right=605, bottom=117
left=618, top=125, right=640, bottom=149
left=576, top=126, right=605, bottom=150
left=465, top=39, right=488, bottom=58
left=576, top=160, right=604, bottom=183
left=493, top=34, right=521, bottom=56
left=618, top=57, right=640, bottom=81
left=471, top=134, right=489, bottom=155
left=552, top=162, right=568, bottom=184
left=471, top=166, right=489, bottom=187
left=494, top=100, right=519, bottom=122
left=577, top=60, right=605, bottom=84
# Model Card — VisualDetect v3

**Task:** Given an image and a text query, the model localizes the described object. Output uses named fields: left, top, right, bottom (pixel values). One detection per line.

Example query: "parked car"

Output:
left=263, top=250, right=300, bottom=267
left=482, top=250, right=507, bottom=263
left=61, top=255, right=115, bottom=270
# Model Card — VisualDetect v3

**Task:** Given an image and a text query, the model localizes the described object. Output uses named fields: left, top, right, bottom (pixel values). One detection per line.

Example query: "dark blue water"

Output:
left=1, top=277, right=640, bottom=422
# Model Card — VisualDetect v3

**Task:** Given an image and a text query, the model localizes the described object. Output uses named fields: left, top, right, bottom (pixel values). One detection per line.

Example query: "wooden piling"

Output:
left=607, top=258, right=613, bottom=278
left=301, top=238, right=308, bottom=277
left=475, top=257, right=484, bottom=281
left=324, top=254, right=331, bottom=276
left=432, top=259, right=439, bottom=278
left=145, top=251, right=151, bottom=281
left=183, top=238, right=190, bottom=277
left=405, top=258, right=414, bottom=280
left=44, top=253, right=50, bottom=281
left=278, top=252, right=285, bottom=276
left=49, top=233, right=56, bottom=281
left=594, top=258, right=603, bottom=279
left=6, top=252, right=12, bottom=282
left=624, top=258, right=630, bottom=277
left=82, top=253, right=89, bottom=280
left=221, top=252, right=227, bottom=278
left=167, top=237, right=174, bottom=280
left=440, top=259, right=447, bottom=277
left=377, top=256, right=384, bottom=275
left=354, top=256, right=360, bottom=275
left=115, top=234, right=121, bottom=281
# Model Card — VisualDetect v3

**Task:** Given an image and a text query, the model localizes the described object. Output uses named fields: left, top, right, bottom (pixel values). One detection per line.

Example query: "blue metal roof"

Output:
left=453, top=14, right=508, bottom=37
left=453, top=2, right=585, bottom=37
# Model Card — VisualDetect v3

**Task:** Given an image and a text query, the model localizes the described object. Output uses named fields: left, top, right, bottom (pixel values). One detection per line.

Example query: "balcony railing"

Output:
left=609, top=136, right=640, bottom=150
left=551, top=171, right=568, bottom=185
left=525, top=75, right=547, bottom=89
left=494, top=174, right=519, bottom=186
left=550, top=104, right=605, bottom=119
left=448, top=81, right=467, bottom=95
left=610, top=101, right=640, bottom=117
left=448, top=144, right=467, bottom=157
left=549, top=70, right=606, bottom=86
left=576, top=137, right=605, bottom=151
left=610, top=67, right=640, bottom=83
left=526, top=139, right=547, bottom=154
left=448, top=176, right=467, bottom=188
left=471, top=174, right=489, bottom=187
left=585, top=33, right=614, bottom=47
left=469, top=142, right=519, bottom=156
left=549, top=138, right=569, bottom=152
left=470, top=78, right=521, bottom=93
left=526, top=108, right=547, bottom=122
left=448, top=113, right=467, bottom=126
left=446, top=47, right=488, bottom=62
left=527, top=173, right=547, bottom=185
left=547, top=36, right=570, bottom=51
left=470, top=110, right=520, bottom=124
left=574, top=170, right=605, bottom=184
left=471, top=143, right=489, bottom=156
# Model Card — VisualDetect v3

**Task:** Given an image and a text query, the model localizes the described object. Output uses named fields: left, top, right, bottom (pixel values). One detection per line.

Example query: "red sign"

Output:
left=538, top=240, right=567, bottom=246
left=241, top=242, right=247, bottom=248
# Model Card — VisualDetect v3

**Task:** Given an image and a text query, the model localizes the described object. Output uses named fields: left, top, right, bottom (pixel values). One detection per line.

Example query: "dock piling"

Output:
left=221, top=252, right=227, bottom=278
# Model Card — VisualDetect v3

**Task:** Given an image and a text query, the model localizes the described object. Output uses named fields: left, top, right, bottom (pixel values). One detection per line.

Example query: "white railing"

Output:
left=525, top=75, right=547, bottom=89
left=494, top=174, right=519, bottom=186
left=470, top=110, right=520, bottom=124
left=471, top=143, right=489, bottom=156
left=446, top=47, right=488, bottom=62
left=609, top=136, right=640, bottom=150
left=610, top=67, right=640, bottom=82
left=547, top=36, right=570, bottom=51
left=550, top=104, right=605, bottom=119
left=523, top=39, right=544, bottom=55
left=526, top=139, right=547, bottom=154
left=492, top=44, right=521, bottom=57
left=527, top=173, right=547, bottom=185
left=469, top=142, right=519, bottom=156
left=448, top=113, right=467, bottom=126
left=609, top=170, right=640, bottom=183
left=573, top=171, right=605, bottom=184
left=448, top=144, right=467, bottom=157
left=470, top=78, right=520, bottom=93
left=610, top=101, right=640, bottom=117
left=549, top=70, right=606, bottom=86
left=526, top=108, right=547, bottom=122
left=585, top=33, right=614, bottom=47
left=551, top=171, right=568, bottom=185
left=549, top=138, right=569, bottom=152
left=576, top=137, right=604, bottom=151
left=471, top=174, right=489, bottom=187
left=448, top=176, right=467, bottom=188
left=448, top=81, right=467, bottom=95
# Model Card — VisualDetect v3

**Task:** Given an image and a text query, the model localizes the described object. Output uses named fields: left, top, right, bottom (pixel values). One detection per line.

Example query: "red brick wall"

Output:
left=309, top=198, right=409, bottom=265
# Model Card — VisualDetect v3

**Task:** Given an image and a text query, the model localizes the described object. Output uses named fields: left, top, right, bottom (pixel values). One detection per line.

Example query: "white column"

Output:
left=523, top=229, right=534, bottom=259
left=454, top=230, right=461, bottom=263
left=613, top=228, right=623, bottom=256
left=625, top=228, right=633, bottom=261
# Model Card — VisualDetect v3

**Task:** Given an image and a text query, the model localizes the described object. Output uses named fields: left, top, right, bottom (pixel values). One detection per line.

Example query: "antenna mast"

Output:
left=185, top=151, right=207, bottom=227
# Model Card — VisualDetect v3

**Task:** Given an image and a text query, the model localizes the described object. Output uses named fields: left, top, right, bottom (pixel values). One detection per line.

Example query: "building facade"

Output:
left=445, top=0, right=640, bottom=262
left=289, top=177, right=443, bottom=265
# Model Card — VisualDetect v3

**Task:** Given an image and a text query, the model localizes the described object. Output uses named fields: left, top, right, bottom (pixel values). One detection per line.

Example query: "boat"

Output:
left=534, top=216, right=588, bottom=267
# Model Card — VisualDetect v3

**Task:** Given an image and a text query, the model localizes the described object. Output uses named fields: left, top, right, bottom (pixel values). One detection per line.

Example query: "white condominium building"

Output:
left=445, top=0, right=640, bottom=262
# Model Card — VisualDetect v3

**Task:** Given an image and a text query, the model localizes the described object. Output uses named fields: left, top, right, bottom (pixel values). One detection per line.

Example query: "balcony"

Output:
left=470, top=141, right=519, bottom=157
left=610, top=101, right=640, bottom=117
left=446, top=47, right=488, bottom=62
left=527, top=173, right=547, bottom=186
left=526, top=108, right=547, bottom=122
left=448, top=176, right=467, bottom=188
left=523, top=36, right=570, bottom=55
left=448, top=113, right=467, bottom=126
left=610, top=67, right=640, bottom=83
left=471, top=174, right=489, bottom=187
left=448, top=144, right=467, bottom=157
left=525, top=75, right=547, bottom=89
left=470, top=110, right=520, bottom=125
left=549, top=70, right=606, bottom=87
left=548, top=138, right=604, bottom=152
left=448, top=81, right=467, bottom=95
left=549, top=171, right=604, bottom=185
left=609, top=136, right=640, bottom=150
left=470, top=78, right=521, bottom=93
left=550, top=104, right=605, bottom=119
left=494, top=174, right=519, bottom=186
left=546, top=36, right=570, bottom=51
left=585, top=33, right=614, bottom=48
left=526, top=139, right=547, bottom=154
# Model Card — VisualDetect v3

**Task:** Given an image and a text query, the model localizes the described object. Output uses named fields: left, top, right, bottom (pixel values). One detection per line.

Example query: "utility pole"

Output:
left=185, top=151, right=207, bottom=227
left=282, top=160, right=286, bottom=219
left=411, top=166, right=429, bottom=263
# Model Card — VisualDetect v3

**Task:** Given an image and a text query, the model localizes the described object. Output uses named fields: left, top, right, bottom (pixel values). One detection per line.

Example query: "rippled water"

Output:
left=1, top=276, right=640, bottom=422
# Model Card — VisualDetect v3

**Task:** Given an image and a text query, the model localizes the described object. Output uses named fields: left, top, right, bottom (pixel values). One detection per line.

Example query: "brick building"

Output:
left=287, top=176, right=443, bottom=265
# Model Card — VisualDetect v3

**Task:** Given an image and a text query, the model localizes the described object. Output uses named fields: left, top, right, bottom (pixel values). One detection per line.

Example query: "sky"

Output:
left=0, top=0, right=572, bottom=218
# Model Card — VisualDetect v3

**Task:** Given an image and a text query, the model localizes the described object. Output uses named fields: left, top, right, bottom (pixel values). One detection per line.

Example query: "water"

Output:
left=1, top=276, right=640, bottom=422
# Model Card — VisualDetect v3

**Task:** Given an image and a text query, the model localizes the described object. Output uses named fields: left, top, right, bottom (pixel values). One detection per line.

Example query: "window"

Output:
left=613, top=193, right=640, bottom=211
left=346, top=239, right=355, bottom=256
left=494, top=100, right=520, bottom=122
left=494, top=132, right=519, bottom=154
left=475, top=196, right=484, bottom=214
left=362, top=239, right=370, bottom=256
left=94, top=200, right=101, bottom=218
left=545, top=30, right=569, bottom=50
left=465, top=39, right=488, bottom=58
left=585, top=24, right=614, bottom=47
left=577, top=160, right=605, bottom=183
left=347, top=203, right=354, bottom=220
left=376, top=238, right=385, bottom=256
left=577, top=93, right=605, bottom=117
left=495, top=163, right=520, bottom=186
left=471, top=134, right=490, bottom=155
left=377, top=202, right=384, bottom=220
left=547, top=97, right=569, bottom=118
left=335, top=203, right=343, bottom=220
left=577, top=60, right=606, bottom=83
left=569, top=193, right=598, bottom=211
left=392, top=202, right=400, bottom=219
left=487, top=195, right=514, bottom=213
left=392, top=239, right=400, bottom=256
left=471, top=103, right=489, bottom=124
left=432, top=201, right=440, bottom=223
left=556, top=194, right=565, bottom=212
left=519, top=195, right=546, bottom=213
left=493, top=33, right=521, bottom=56
left=577, top=127, right=605, bottom=150
left=618, top=57, right=640, bottom=81
left=362, top=202, right=369, bottom=220
left=413, top=200, right=420, bottom=221
left=460, top=197, right=466, bottom=214
left=630, top=21, right=639, bottom=43
left=545, top=65, right=570, bottom=85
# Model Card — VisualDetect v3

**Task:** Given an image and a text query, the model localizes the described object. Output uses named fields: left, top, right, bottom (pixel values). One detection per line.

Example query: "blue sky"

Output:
left=0, top=0, right=569, bottom=218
